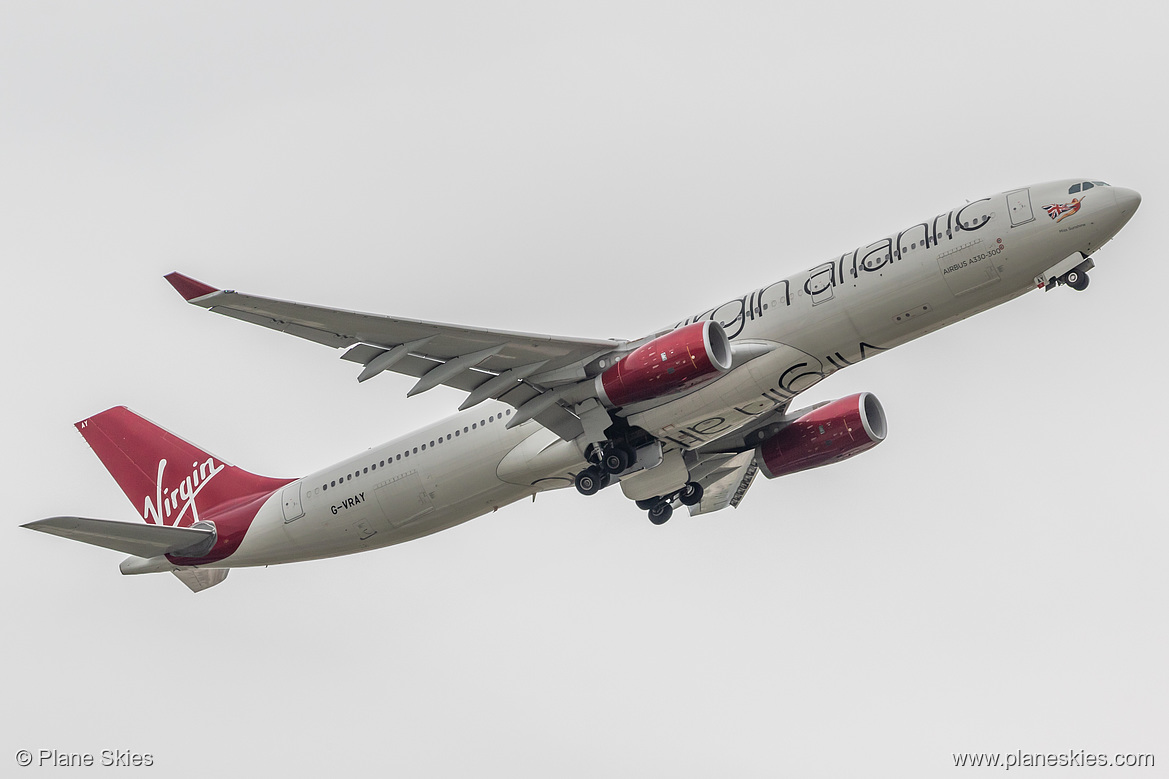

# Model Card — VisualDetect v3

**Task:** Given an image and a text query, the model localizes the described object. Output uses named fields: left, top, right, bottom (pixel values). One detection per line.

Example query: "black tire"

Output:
left=601, top=446, right=631, bottom=474
left=635, top=497, right=659, bottom=510
left=575, top=466, right=603, bottom=496
left=1065, top=270, right=1089, bottom=291
left=648, top=501, right=673, bottom=525
left=679, top=481, right=704, bottom=507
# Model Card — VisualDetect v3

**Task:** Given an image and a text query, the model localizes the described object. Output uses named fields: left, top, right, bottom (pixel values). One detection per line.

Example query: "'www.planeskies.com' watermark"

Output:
left=953, top=750, right=1155, bottom=770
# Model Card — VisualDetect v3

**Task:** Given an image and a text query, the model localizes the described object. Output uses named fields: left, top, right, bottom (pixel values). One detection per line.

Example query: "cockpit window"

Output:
left=1070, top=181, right=1111, bottom=194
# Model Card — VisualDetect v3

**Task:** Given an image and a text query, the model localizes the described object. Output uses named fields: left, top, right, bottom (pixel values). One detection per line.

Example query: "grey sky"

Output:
left=4, top=2, right=1165, bottom=776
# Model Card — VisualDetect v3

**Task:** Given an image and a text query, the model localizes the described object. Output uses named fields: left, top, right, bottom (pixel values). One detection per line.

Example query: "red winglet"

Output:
left=164, top=272, right=219, bottom=301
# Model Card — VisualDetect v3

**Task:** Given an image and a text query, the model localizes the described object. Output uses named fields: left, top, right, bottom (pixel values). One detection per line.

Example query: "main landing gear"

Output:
left=573, top=466, right=608, bottom=496
left=572, top=442, right=704, bottom=525
left=634, top=481, right=704, bottom=525
left=573, top=443, right=633, bottom=496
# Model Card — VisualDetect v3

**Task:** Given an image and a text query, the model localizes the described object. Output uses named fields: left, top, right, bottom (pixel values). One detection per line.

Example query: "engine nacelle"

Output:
left=596, top=321, right=732, bottom=408
left=755, top=392, right=887, bottom=479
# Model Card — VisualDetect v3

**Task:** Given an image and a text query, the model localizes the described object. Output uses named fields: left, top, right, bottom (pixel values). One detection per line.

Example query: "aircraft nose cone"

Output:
left=1113, top=187, right=1141, bottom=216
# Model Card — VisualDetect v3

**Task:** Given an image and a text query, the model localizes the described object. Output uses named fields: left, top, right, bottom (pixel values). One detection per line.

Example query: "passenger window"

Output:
left=413, top=447, right=418, bottom=454
left=421, top=444, right=426, bottom=451
left=464, top=426, right=469, bottom=433
left=430, top=440, right=435, bottom=447
left=1069, top=183, right=1081, bottom=194
left=363, top=467, right=368, bottom=474
left=446, top=434, right=451, bottom=440
left=455, top=430, right=460, bottom=437
left=396, top=454, right=401, bottom=461
left=472, top=423, right=477, bottom=429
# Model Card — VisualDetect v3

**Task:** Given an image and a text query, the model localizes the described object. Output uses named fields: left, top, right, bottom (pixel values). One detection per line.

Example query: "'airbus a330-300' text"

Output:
left=26, top=179, right=1140, bottom=591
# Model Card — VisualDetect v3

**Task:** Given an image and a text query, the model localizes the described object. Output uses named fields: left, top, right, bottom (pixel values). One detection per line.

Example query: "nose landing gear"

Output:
left=1041, top=254, right=1093, bottom=292
left=1063, top=268, right=1090, bottom=291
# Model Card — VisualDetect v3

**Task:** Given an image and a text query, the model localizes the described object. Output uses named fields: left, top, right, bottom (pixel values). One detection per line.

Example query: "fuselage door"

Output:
left=1006, top=188, right=1035, bottom=227
left=806, top=263, right=836, bottom=306
left=281, top=483, right=305, bottom=523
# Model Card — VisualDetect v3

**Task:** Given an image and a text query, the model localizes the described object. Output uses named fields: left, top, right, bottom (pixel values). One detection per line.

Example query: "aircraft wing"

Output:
left=165, top=273, right=623, bottom=440
left=686, top=451, right=761, bottom=516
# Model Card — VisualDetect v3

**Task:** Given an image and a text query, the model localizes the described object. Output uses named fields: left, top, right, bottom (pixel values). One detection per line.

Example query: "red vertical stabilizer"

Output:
left=75, top=407, right=293, bottom=564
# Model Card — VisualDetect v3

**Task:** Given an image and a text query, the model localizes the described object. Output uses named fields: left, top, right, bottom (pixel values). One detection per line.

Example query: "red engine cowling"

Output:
left=755, top=392, right=887, bottom=479
left=597, top=321, right=732, bottom=407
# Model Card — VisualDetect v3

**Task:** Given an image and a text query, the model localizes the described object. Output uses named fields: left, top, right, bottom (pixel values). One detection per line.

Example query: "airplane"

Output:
left=25, top=178, right=1141, bottom=592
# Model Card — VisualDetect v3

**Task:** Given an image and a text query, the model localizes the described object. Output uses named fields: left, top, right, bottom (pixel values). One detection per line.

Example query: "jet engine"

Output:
left=597, top=321, right=732, bottom=407
left=755, top=392, right=887, bottom=479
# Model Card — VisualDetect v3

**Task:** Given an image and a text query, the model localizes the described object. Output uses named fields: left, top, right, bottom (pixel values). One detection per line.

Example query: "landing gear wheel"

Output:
left=678, top=481, right=704, bottom=507
left=1064, top=269, right=1090, bottom=291
left=600, top=446, right=632, bottom=475
left=635, top=497, right=659, bottom=510
left=575, top=466, right=604, bottom=496
left=647, top=501, right=673, bottom=525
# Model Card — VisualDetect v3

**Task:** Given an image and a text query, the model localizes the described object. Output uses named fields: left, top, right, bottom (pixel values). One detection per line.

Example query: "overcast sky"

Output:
left=3, top=2, right=1165, bottom=776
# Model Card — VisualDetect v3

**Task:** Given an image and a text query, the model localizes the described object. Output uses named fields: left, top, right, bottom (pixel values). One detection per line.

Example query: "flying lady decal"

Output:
left=1042, top=196, right=1082, bottom=223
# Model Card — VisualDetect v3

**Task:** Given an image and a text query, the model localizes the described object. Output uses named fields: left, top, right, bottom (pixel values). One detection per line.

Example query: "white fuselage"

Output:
left=224, top=179, right=1139, bottom=569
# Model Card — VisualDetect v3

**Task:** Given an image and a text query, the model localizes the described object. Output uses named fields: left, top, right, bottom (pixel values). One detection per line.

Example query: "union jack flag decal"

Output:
left=1042, top=197, right=1083, bottom=223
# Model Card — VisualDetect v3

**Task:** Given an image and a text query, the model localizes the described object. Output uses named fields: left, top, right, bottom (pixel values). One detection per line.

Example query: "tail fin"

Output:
left=76, top=406, right=289, bottom=528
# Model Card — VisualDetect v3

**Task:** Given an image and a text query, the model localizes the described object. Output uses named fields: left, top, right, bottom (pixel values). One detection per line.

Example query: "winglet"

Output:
left=164, top=272, right=219, bottom=301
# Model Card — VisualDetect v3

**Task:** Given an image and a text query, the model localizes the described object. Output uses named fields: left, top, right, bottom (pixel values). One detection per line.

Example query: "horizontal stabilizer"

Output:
left=23, top=516, right=216, bottom=559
